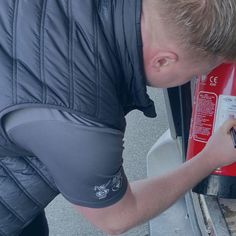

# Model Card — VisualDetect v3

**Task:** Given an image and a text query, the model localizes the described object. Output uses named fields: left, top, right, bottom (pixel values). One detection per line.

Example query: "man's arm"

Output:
left=75, top=118, right=236, bottom=235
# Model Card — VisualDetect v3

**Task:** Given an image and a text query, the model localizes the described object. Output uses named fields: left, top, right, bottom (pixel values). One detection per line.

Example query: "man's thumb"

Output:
left=221, top=117, right=236, bottom=132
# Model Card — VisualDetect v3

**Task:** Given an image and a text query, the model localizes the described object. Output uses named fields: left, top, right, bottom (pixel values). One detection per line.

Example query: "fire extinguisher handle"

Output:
left=230, top=127, right=236, bottom=148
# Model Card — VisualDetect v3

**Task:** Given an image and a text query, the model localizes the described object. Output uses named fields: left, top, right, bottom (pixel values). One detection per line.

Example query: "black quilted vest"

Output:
left=0, top=0, right=156, bottom=156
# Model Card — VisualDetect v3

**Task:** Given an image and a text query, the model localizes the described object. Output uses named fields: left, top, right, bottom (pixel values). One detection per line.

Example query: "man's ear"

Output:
left=151, top=52, right=178, bottom=71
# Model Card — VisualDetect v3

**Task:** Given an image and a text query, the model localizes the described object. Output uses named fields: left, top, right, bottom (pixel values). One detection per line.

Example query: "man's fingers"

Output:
left=221, top=117, right=236, bottom=132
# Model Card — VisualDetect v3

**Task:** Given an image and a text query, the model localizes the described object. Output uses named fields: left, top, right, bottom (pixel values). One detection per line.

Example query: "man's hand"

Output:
left=203, top=117, right=236, bottom=169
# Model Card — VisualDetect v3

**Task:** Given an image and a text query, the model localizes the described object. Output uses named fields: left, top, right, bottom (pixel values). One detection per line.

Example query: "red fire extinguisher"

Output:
left=187, top=63, right=236, bottom=198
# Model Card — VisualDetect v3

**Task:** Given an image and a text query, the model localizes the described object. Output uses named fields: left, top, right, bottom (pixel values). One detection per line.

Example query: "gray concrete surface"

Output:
left=45, top=87, right=169, bottom=236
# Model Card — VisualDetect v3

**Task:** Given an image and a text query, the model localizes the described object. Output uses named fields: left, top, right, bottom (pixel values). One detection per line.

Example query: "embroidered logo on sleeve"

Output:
left=94, top=184, right=110, bottom=199
left=111, top=172, right=122, bottom=191
left=94, top=171, right=123, bottom=200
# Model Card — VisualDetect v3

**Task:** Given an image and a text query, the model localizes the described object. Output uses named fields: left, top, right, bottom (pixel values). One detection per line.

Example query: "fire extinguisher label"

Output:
left=193, top=91, right=217, bottom=143
left=214, top=95, right=236, bottom=131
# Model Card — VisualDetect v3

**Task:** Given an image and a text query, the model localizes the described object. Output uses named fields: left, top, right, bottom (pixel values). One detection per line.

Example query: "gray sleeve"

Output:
left=7, top=121, right=128, bottom=208
left=58, top=126, right=128, bottom=208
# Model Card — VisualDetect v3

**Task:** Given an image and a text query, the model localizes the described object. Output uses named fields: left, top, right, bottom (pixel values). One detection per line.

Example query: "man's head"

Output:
left=141, top=0, right=236, bottom=88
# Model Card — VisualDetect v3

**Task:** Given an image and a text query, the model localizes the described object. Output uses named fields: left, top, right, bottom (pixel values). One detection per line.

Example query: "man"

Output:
left=0, top=0, right=236, bottom=235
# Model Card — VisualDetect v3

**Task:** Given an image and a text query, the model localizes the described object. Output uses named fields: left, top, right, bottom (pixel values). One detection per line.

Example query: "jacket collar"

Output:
left=113, top=0, right=157, bottom=117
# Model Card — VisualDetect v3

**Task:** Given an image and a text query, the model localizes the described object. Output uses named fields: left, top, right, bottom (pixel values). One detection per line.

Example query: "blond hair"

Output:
left=153, top=0, right=236, bottom=60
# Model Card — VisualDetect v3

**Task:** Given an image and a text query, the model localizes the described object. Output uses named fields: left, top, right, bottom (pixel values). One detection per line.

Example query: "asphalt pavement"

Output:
left=45, top=87, right=169, bottom=236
